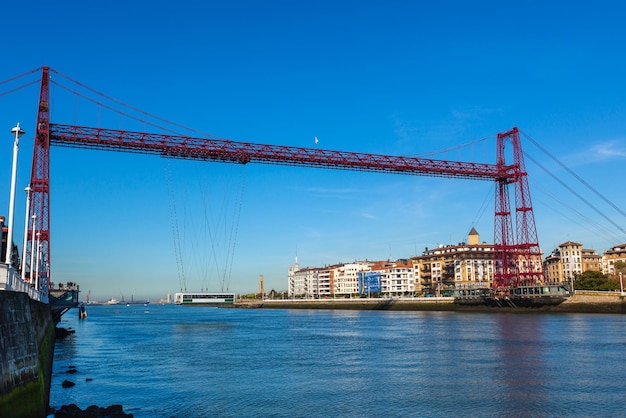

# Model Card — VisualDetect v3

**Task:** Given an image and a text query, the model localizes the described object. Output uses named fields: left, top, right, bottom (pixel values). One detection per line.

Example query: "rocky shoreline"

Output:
left=52, top=330, right=133, bottom=418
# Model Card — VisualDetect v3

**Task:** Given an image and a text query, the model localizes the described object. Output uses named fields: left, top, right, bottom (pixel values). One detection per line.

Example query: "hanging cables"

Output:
left=524, top=152, right=626, bottom=235
left=521, top=129, right=626, bottom=221
left=50, top=68, right=222, bottom=139
left=463, top=185, right=494, bottom=242
left=224, top=166, right=247, bottom=292
left=165, top=162, right=187, bottom=292
left=0, top=68, right=42, bottom=97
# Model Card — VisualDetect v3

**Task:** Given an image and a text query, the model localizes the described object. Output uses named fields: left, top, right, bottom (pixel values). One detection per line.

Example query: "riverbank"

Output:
left=233, top=291, right=626, bottom=314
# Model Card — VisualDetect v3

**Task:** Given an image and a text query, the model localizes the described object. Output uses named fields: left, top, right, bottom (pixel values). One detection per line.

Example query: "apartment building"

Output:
left=603, top=243, right=626, bottom=276
left=288, top=260, right=372, bottom=298
left=288, top=264, right=319, bottom=298
left=361, top=259, right=417, bottom=296
left=332, top=262, right=371, bottom=295
left=544, top=241, right=582, bottom=282
left=411, top=228, right=494, bottom=295
left=543, top=241, right=603, bottom=282
left=582, top=248, right=602, bottom=272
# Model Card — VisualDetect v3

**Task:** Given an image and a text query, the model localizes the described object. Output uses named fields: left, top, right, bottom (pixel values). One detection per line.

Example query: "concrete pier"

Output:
left=0, top=291, right=55, bottom=417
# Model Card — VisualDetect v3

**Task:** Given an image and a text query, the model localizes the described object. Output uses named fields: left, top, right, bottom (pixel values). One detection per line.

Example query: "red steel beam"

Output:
left=49, top=124, right=508, bottom=181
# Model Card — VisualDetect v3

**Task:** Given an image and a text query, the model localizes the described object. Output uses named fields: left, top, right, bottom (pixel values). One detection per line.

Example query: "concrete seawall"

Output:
left=0, top=291, right=55, bottom=417
left=234, top=292, right=626, bottom=314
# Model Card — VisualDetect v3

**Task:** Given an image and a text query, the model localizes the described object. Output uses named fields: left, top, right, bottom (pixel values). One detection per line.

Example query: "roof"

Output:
left=558, top=241, right=582, bottom=247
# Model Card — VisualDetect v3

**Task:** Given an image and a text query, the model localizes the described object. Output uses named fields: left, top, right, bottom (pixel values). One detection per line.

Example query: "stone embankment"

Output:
left=0, top=290, right=55, bottom=417
left=554, top=291, right=626, bottom=314
left=234, top=292, right=626, bottom=314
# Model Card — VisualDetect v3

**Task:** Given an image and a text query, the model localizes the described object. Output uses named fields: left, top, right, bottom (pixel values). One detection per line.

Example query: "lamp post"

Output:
left=30, top=215, right=37, bottom=285
left=35, top=232, right=41, bottom=292
left=5, top=123, right=25, bottom=266
left=620, top=272, right=624, bottom=296
left=21, top=185, right=32, bottom=281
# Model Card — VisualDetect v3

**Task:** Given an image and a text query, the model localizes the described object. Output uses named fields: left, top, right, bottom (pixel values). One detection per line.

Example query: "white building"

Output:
left=332, top=262, right=371, bottom=296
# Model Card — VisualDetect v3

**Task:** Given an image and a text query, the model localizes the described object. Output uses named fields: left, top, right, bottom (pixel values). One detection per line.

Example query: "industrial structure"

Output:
left=13, top=66, right=543, bottom=300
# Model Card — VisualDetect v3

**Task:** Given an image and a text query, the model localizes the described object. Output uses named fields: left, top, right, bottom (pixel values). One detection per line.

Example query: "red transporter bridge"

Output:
left=25, top=66, right=544, bottom=299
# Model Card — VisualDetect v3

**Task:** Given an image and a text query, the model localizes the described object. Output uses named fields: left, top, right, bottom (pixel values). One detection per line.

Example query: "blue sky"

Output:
left=2, top=1, right=626, bottom=300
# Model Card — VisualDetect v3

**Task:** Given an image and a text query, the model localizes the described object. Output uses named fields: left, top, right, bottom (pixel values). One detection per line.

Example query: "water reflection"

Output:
left=495, top=314, right=548, bottom=411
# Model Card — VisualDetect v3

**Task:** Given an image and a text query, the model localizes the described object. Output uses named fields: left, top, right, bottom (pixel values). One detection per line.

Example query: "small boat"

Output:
left=106, top=296, right=150, bottom=306
left=174, top=292, right=235, bottom=306
left=78, top=304, right=87, bottom=319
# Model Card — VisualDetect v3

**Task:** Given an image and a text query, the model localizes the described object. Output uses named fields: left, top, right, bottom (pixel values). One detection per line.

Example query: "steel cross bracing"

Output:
left=26, top=66, right=542, bottom=292
left=48, top=124, right=503, bottom=180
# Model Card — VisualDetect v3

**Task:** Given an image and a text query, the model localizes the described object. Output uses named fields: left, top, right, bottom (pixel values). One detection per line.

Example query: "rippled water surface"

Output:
left=50, top=305, right=626, bottom=417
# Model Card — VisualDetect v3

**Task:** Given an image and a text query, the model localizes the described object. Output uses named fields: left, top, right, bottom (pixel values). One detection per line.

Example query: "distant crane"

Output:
left=25, top=66, right=541, bottom=293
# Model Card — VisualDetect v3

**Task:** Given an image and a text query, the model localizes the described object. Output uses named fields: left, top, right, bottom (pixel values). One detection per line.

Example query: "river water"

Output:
left=50, top=304, right=626, bottom=417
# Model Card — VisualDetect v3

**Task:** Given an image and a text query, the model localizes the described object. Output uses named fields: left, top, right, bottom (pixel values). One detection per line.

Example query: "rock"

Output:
left=54, top=403, right=133, bottom=417
left=54, top=403, right=82, bottom=417
left=61, top=380, right=75, bottom=388
left=56, top=327, right=76, bottom=339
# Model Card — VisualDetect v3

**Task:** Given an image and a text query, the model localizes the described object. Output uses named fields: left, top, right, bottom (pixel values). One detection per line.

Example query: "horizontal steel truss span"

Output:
left=48, top=124, right=509, bottom=181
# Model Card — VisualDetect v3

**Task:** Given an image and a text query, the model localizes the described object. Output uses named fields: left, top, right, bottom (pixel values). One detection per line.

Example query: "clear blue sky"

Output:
left=2, top=1, right=626, bottom=301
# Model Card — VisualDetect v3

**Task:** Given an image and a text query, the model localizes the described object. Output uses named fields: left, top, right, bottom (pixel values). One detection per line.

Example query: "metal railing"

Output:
left=0, top=264, right=49, bottom=303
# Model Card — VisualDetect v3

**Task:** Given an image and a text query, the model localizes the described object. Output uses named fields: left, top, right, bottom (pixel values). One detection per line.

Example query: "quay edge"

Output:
left=0, top=291, right=55, bottom=418
left=233, top=292, right=626, bottom=314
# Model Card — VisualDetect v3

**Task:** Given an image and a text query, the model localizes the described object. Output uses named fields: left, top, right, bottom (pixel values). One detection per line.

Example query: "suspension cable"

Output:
left=521, top=129, right=626, bottom=220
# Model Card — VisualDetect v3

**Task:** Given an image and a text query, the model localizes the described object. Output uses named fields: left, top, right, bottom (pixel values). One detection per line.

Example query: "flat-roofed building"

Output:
left=367, top=259, right=416, bottom=296
left=582, top=248, right=602, bottom=273
left=332, top=262, right=371, bottom=296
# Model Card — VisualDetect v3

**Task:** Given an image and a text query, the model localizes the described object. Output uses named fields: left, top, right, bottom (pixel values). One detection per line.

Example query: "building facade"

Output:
left=603, top=244, right=626, bottom=276
left=411, top=228, right=494, bottom=295
left=543, top=241, right=603, bottom=283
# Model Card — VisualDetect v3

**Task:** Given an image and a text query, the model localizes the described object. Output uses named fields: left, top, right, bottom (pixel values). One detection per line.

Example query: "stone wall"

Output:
left=0, top=291, right=55, bottom=417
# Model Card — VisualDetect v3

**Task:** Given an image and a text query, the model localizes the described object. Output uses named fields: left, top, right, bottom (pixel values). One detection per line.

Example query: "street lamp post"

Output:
left=35, top=232, right=41, bottom=291
left=21, top=185, right=32, bottom=281
left=5, top=123, right=25, bottom=266
left=30, top=214, right=37, bottom=285
left=620, top=272, right=624, bottom=296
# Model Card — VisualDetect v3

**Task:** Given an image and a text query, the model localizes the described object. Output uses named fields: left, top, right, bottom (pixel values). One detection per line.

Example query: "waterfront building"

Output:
left=543, top=241, right=603, bottom=283
left=411, top=228, right=494, bottom=295
left=582, top=248, right=602, bottom=273
left=332, top=262, right=371, bottom=296
left=317, top=267, right=331, bottom=296
left=543, top=241, right=605, bottom=283
left=357, top=270, right=382, bottom=296
left=364, top=259, right=416, bottom=296
left=543, top=249, right=562, bottom=283
left=288, top=258, right=321, bottom=298
left=560, top=241, right=583, bottom=279
left=602, top=244, right=626, bottom=276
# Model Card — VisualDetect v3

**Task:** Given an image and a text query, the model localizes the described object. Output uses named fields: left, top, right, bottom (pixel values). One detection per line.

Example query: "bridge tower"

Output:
left=24, top=66, right=51, bottom=291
